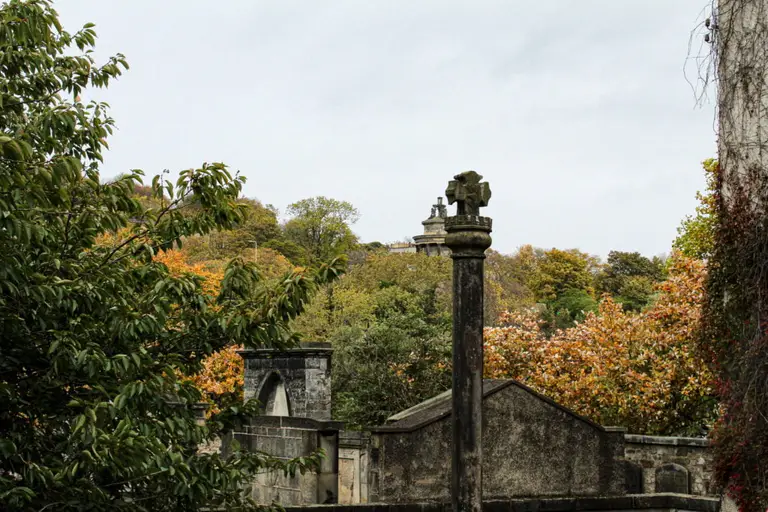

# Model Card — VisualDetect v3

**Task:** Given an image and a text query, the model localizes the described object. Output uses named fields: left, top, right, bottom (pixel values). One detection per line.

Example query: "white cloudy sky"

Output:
left=57, top=1, right=717, bottom=259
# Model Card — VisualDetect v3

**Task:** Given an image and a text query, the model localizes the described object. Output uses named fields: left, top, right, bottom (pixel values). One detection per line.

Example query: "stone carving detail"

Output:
left=445, top=170, right=491, bottom=216
left=429, top=197, right=448, bottom=219
left=655, top=463, right=690, bottom=494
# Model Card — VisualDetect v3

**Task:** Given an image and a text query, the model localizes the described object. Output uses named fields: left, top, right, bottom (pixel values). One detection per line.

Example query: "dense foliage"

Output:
left=181, top=198, right=282, bottom=264
left=0, top=2, right=343, bottom=509
left=595, top=251, right=666, bottom=312
left=485, top=254, right=715, bottom=436
left=283, top=196, right=360, bottom=265
left=295, top=253, right=452, bottom=427
left=703, top=156, right=768, bottom=508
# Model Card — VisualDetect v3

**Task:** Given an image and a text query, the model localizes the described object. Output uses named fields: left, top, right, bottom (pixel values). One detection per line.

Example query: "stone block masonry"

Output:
left=231, top=416, right=343, bottom=506
left=339, top=431, right=372, bottom=504
left=623, top=435, right=713, bottom=496
left=239, top=342, right=333, bottom=420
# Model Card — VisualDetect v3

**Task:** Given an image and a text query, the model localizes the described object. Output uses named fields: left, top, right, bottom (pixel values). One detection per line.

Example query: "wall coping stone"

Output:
left=238, top=341, right=333, bottom=359
left=243, top=415, right=344, bottom=432
left=624, top=434, right=710, bottom=447
left=339, top=430, right=371, bottom=448
left=281, top=493, right=720, bottom=512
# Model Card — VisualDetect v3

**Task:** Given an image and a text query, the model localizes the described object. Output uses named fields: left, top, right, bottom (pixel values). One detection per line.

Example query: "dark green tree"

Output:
left=330, top=289, right=452, bottom=428
left=293, top=253, right=452, bottom=427
left=546, top=288, right=598, bottom=330
left=596, top=251, right=666, bottom=311
left=0, top=2, right=342, bottom=509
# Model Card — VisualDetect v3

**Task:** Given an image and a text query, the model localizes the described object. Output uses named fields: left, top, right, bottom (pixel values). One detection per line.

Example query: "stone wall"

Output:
left=232, top=416, right=343, bottom=506
left=623, top=435, right=713, bottom=496
left=339, top=431, right=372, bottom=504
left=335, top=430, right=719, bottom=505
left=369, top=380, right=627, bottom=503
left=282, top=494, right=722, bottom=512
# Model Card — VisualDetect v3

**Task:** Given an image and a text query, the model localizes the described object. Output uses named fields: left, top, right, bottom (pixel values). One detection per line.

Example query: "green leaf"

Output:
left=0, top=439, right=17, bottom=458
left=72, top=415, right=86, bottom=435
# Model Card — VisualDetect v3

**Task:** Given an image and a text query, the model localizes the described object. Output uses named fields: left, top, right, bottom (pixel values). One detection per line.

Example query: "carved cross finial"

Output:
left=445, top=170, right=491, bottom=216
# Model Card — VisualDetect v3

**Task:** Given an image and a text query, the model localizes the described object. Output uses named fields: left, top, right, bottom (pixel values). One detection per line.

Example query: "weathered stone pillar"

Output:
left=444, top=171, right=492, bottom=512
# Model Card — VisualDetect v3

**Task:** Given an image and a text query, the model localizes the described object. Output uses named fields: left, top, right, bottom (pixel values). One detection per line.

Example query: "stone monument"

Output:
left=413, top=197, right=450, bottom=256
left=444, top=171, right=492, bottom=512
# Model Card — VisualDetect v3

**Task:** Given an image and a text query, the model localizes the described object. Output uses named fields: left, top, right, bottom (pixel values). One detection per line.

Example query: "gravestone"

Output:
left=655, top=463, right=690, bottom=494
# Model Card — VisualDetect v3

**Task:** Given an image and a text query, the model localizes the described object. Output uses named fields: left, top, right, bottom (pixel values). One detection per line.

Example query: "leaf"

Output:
left=72, top=415, right=87, bottom=435
left=0, top=439, right=17, bottom=458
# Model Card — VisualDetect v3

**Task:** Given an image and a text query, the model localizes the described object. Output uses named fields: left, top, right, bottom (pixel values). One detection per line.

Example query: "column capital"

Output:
left=444, top=215, right=492, bottom=258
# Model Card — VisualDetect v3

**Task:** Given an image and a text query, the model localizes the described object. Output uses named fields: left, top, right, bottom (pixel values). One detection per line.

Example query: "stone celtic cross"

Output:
left=445, top=170, right=491, bottom=216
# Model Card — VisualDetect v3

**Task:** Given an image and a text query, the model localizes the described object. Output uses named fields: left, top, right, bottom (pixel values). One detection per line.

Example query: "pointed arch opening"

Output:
left=257, top=372, right=291, bottom=416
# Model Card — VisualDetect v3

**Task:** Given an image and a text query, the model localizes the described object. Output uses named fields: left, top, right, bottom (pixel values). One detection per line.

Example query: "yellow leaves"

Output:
left=154, top=249, right=223, bottom=298
left=185, top=345, right=244, bottom=415
left=484, top=253, right=715, bottom=434
left=94, top=227, right=133, bottom=247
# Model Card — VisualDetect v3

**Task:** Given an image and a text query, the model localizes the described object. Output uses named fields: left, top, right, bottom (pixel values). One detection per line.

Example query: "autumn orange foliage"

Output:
left=484, top=254, right=716, bottom=435
left=153, top=248, right=298, bottom=413
left=187, top=345, right=245, bottom=414
left=154, top=249, right=223, bottom=297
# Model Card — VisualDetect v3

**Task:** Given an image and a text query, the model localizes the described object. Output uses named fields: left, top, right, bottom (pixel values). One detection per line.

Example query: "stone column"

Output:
left=444, top=171, right=492, bottom=512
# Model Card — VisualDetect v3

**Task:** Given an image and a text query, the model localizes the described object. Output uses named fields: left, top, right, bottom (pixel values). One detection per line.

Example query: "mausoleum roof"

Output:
left=371, top=378, right=613, bottom=433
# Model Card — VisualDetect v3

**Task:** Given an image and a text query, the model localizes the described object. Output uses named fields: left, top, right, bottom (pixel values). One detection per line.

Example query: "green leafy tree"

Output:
left=295, top=252, right=452, bottom=339
left=673, top=158, right=718, bottom=260
left=0, top=2, right=343, bottom=509
left=294, top=253, right=452, bottom=426
left=531, top=248, right=600, bottom=302
left=596, top=251, right=665, bottom=311
left=330, top=289, right=452, bottom=428
left=526, top=248, right=600, bottom=330
left=613, top=276, right=657, bottom=312
left=284, top=196, right=359, bottom=264
left=484, top=250, right=535, bottom=325
left=546, top=288, right=598, bottom=330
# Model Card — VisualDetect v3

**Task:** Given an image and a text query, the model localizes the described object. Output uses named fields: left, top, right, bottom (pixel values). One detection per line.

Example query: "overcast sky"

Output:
left=57, top=1, right=717, bottom=259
